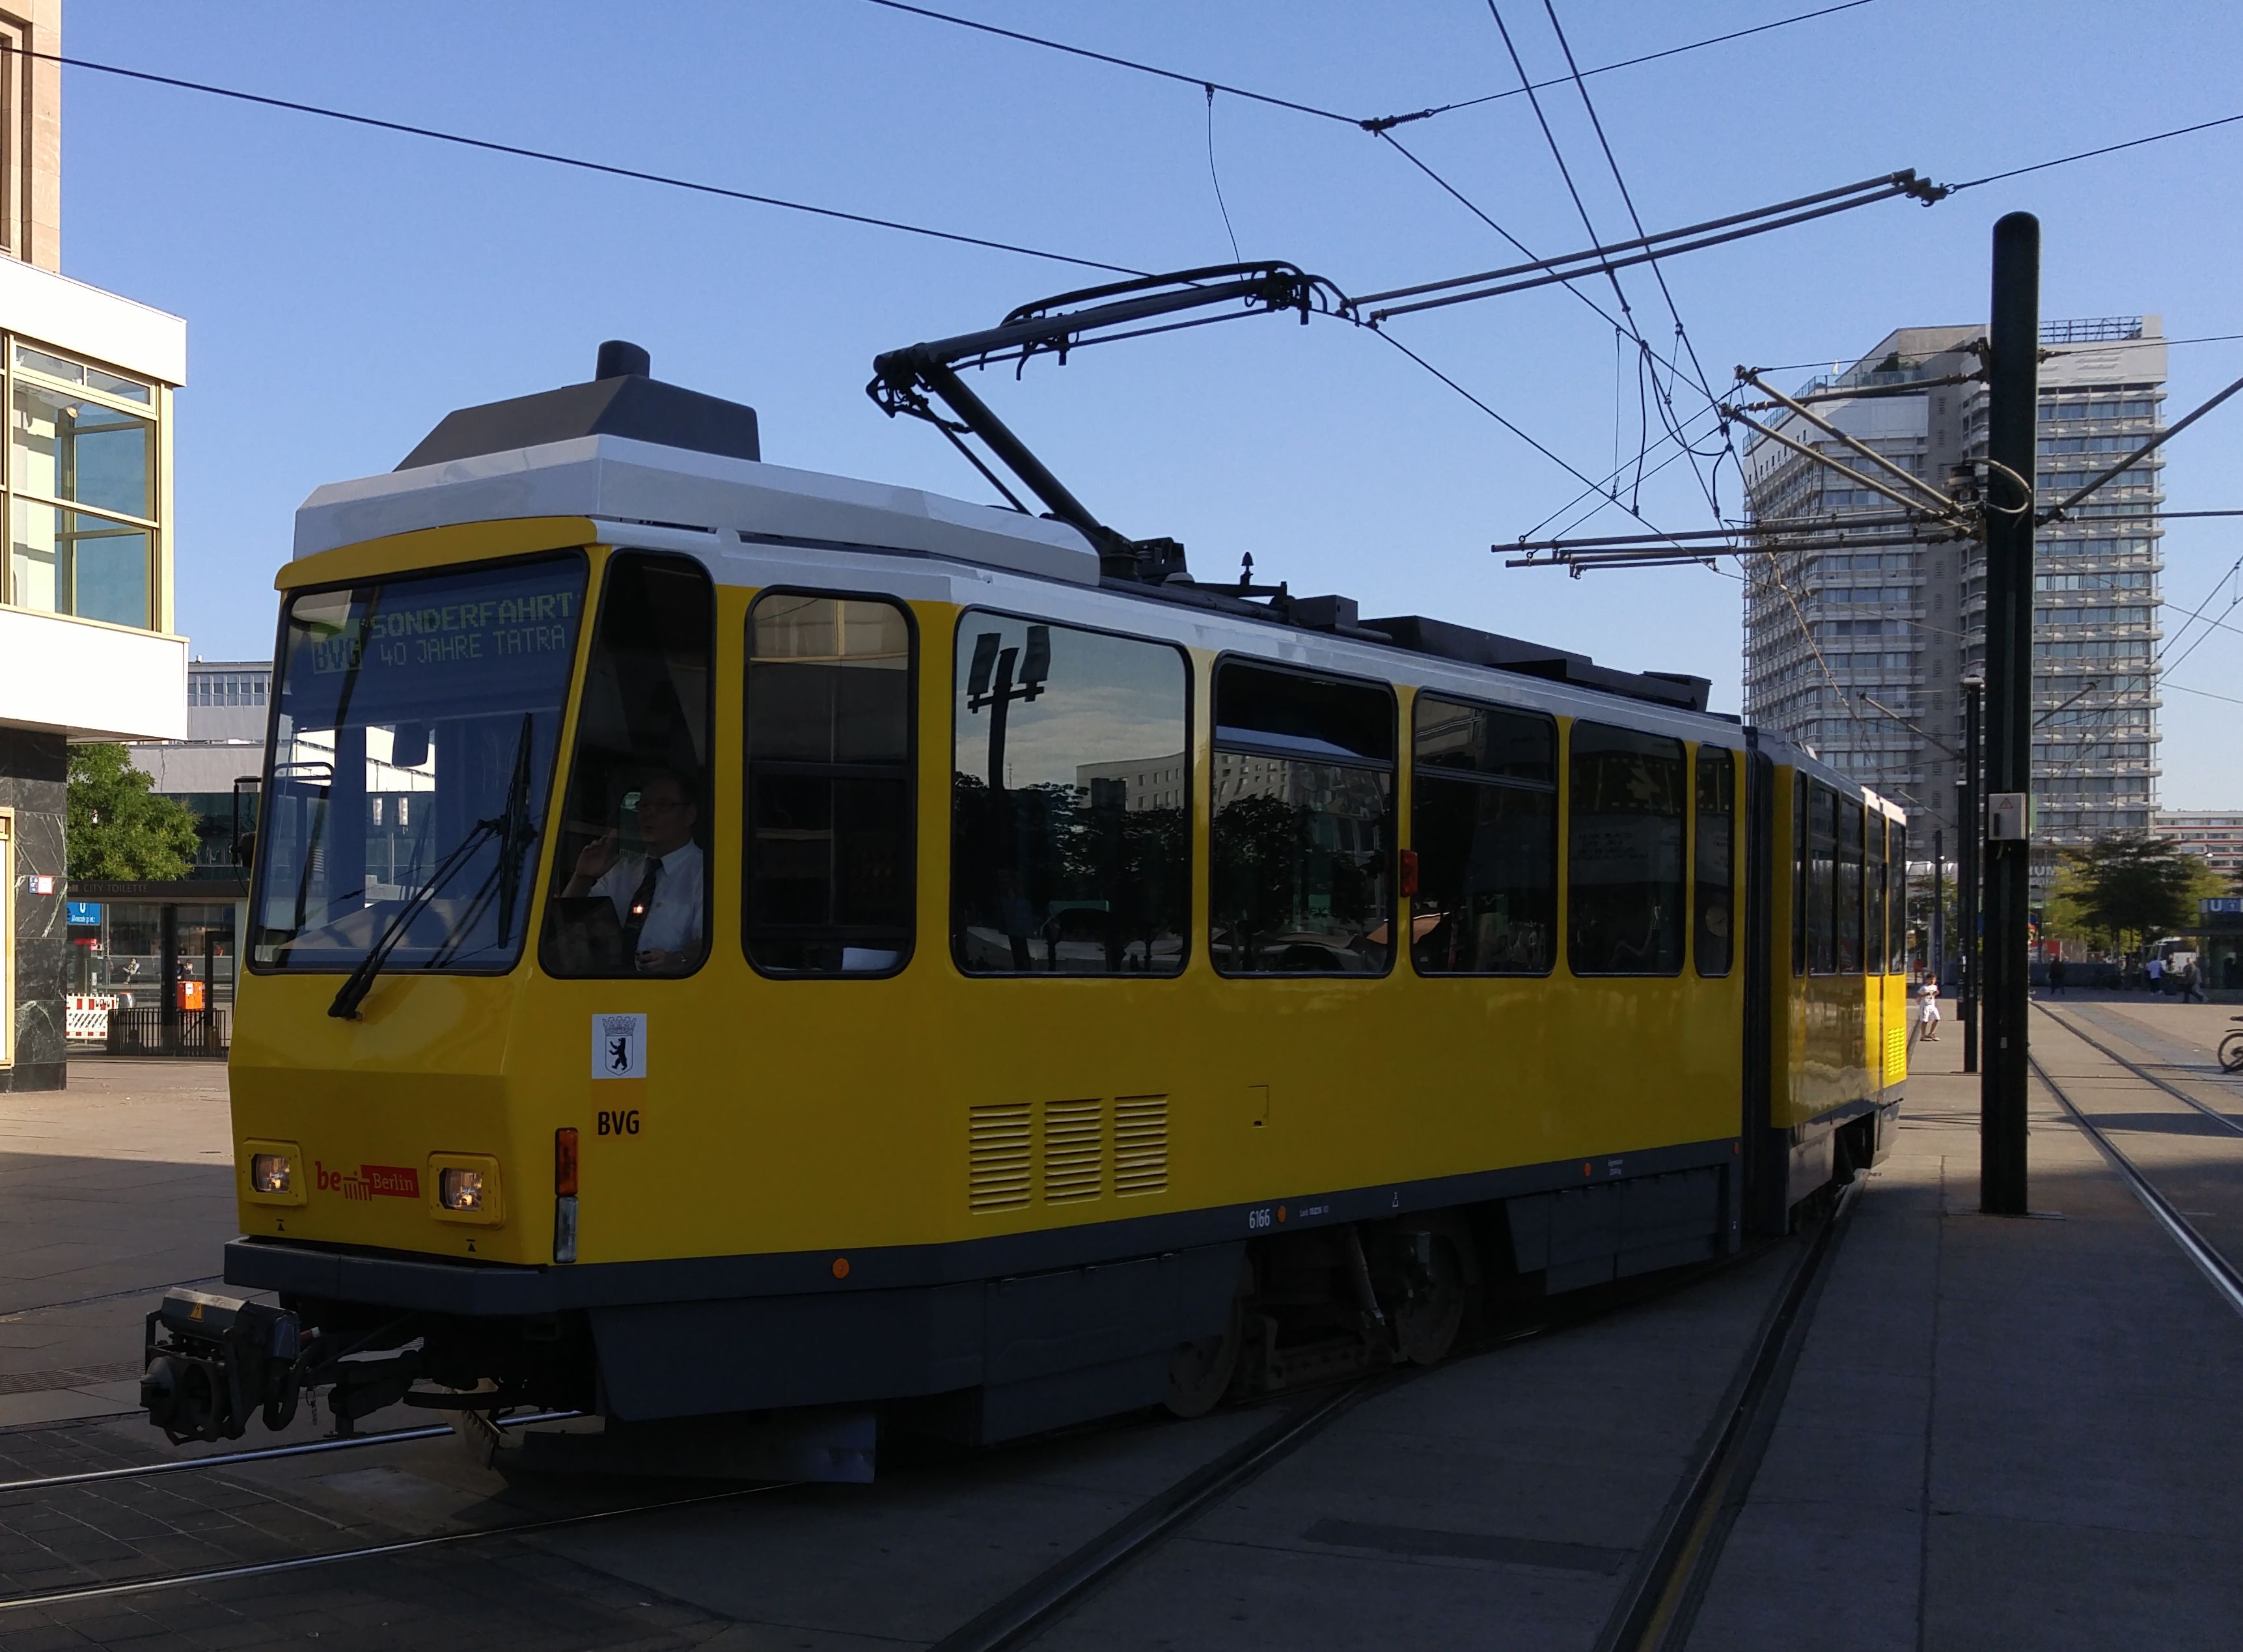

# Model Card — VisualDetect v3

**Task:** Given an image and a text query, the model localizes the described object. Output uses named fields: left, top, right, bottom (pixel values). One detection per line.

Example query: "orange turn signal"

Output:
left=555, top=1127, right=579, bottom=1196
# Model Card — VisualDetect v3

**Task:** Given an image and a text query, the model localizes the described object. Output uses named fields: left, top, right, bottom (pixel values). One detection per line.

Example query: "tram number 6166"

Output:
left=1246, top=1206, right=1273, bottom=1231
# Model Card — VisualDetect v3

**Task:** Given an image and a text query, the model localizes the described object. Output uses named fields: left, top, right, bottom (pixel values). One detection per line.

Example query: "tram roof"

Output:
left=292, top=434, right=1103, bottom=586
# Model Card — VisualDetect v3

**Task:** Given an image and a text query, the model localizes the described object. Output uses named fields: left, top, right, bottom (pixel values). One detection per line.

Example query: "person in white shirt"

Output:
left=1919, top=977, right=1942, bottom=1041
left=562, top=771, right=704, bottom=972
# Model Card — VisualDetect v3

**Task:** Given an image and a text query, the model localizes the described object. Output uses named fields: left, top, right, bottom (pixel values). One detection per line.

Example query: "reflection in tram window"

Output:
left=1865, top=812, right=1888, bottom=976
left=1695, top=747, right=1734, bottom=978
left=540, top=555, right=713, bottom=979
left=951, top=615, right=1189, bottom=975
left=1886, top=822, right=1908, bottom=972
left=1410, top=696, right=1555, bottom=975
left=1837, top=795, right=1865, bottom=973
left=1568, top=723, right=1685, bottom=976
left=1808, top=784, right=1837, bottom=974
left=1209, top=662, right=1393, bottom=976
left=745, top=594, right=914, bottom=976
left=1793, top=775, right=1808, bottom=977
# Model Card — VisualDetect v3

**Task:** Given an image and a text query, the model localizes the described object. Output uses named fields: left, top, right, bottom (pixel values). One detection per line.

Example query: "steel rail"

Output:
left=1595, top=1179, right=1863, bottom=1652
left=0, top=1412, right=581, bottom=1500
left=2034, top=1004, right=2243, bottom=1136
left=2028, top=1050, right=2243, bottom=1321
left=928, top=1379, right=1380, bottom=1652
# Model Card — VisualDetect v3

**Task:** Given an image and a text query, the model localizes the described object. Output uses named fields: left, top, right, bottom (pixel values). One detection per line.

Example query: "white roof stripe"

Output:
left=291, top=434, right=1100, bottom=585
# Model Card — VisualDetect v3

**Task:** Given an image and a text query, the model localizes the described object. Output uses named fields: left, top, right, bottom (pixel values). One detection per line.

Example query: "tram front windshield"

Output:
left=251, top=553, right=587, bottom=973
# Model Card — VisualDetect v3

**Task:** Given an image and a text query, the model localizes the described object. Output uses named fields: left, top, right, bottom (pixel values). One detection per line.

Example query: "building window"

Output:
left=951, top=613, right=1189, bottom=975
left=1410, top=695, right=1556, bottom=975
left=0, top=340, right=162, bottom=629
left=745, top=593, right=915, bottom=976
left=1209, top=661, right=1394, bottom=976
left=1569, top=723, right=1686, bottom=976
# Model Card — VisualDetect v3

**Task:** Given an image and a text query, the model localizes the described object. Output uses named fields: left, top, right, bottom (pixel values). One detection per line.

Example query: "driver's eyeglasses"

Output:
left=636, top=796, right=689, bottom=814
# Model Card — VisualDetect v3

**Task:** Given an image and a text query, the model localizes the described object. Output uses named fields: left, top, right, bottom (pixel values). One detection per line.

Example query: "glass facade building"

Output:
left=1742, top=318, right=2167, bottom=902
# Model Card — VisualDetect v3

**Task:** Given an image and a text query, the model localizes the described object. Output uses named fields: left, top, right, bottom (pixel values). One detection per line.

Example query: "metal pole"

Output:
left=1932, top=827, right=1945, bottom=987
left=1980, top=213, right=2039, bottom=1216
left=1961, top=676, right=1983, bottom=1074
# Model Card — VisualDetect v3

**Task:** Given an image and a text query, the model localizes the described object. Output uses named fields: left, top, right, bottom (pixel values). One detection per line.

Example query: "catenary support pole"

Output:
left=1932, top=827, right=1945, bottom=987
left=1961, top=676, right=1983, bottom=1074
left=1980, top=213, right=2039, bottom=1216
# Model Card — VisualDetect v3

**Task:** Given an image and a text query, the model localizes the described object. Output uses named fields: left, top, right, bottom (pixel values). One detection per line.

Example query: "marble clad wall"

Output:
left=0, top=727, right=66, bottom=1091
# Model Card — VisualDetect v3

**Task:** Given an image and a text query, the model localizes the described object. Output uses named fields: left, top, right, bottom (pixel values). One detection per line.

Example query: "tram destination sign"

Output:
left=309, top=589, right=581, bottom=678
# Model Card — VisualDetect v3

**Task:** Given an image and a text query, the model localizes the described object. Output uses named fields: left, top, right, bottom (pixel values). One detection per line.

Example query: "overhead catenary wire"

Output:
left=1950, top=107, right=2243, bottom=191
left=859, top=0, right=1880, bottom=133
left=1539, top=0, right=1733, bottom=512
left=27, top=48, right=1148, bottom=277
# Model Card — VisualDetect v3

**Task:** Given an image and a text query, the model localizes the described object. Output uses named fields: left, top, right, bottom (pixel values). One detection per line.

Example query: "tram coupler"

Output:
left=141, top=1288, right=302, bottom=1444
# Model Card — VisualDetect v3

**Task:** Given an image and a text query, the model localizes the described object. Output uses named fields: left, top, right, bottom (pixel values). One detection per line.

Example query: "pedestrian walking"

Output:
left=2180, top=960, right=2205, bottom=1004
left=2048, top=956, right=2068, bottom=997
left=1920, top=978, right=1942, bottom=1041
left=2146, top=954, right=2165, bottom=994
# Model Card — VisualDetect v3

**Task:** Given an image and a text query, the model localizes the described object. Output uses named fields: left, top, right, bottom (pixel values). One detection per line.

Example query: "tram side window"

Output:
left=1837, top=796, right=1865, bottom=973
left=1210, top=662, right=1393, bottom=976
left=1410, top=696, right=1556, bottom=975
left=541, top=554, right=714, bottom=978
left=1866, top=814, right=1888, bottom=975
left=1792, top=775, right=1808, bottom=977
left=1695, top=747, right=1734, bottom=978
left=745, top=594, right=915, bottom=976
left=952, top=614, right=1189, bottom=974
left=1569, top=723, right=1685, bottom=976
left=1887, top=823, right=1908, bottom=972
left=1808, top=784, right=1837, bottom=974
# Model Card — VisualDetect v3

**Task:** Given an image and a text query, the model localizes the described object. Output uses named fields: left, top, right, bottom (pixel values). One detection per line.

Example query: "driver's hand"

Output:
left=635, top=948, right=676, bottom=972
left=575, top=833, right=618, bottom=881
left=565, top=833, right=619, bottom=896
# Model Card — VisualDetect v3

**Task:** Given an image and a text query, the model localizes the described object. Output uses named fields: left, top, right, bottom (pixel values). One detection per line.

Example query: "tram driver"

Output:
left=561, top=769, right=704, bottom=972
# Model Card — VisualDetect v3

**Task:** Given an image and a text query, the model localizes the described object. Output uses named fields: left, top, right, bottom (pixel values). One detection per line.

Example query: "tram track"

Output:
left=1595, top=1179, right=1862, bottom=1652
left=0, top=1410, right=580, bottom=1500
left=0, top=1219, right=1858, bottom=1640
left=2028, top=1031, right=2243, bottom=1322
left=2035, top=1003, right=2243, bottom=1136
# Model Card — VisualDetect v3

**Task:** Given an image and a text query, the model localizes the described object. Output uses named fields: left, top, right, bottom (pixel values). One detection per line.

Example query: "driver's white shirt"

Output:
left=589, top=840, right=704, bottom=959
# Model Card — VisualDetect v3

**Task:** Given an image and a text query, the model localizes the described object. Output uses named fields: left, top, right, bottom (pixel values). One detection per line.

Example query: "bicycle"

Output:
left=2222, top=1017, right=2243, bottom=1076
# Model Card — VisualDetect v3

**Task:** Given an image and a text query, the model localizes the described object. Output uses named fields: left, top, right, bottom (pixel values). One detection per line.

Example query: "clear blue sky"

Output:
left=60, top=0, right=2243, bottom=805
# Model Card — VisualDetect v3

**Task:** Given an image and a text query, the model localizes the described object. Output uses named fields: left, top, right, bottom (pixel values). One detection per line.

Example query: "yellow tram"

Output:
left=142, top=345, right=1906, bottom=1457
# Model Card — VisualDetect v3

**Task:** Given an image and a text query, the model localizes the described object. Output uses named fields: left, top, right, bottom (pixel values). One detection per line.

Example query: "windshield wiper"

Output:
left=327, top=715, right=536, bottom=1021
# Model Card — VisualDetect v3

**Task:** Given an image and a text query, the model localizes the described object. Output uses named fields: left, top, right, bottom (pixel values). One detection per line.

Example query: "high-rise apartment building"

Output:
left=1742, top=316, right=2166, bottom=896
left=0, top=1, right=189, bottom=1090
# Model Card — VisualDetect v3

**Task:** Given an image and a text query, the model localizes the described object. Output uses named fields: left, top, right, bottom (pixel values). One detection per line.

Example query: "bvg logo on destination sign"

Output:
left=314, top=1161, right=420, bottom=1202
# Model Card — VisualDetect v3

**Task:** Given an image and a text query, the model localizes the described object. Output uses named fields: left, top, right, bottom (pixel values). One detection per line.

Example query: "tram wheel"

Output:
left=1166, top=1258, right=1252, bottom=1418
left=1393, top=1234, right=1467, bottom=1366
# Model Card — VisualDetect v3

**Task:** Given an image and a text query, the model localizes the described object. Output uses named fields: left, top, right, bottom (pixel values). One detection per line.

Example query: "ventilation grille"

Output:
left=1114, top=1095, right=1169, bottom=1196
left=1886, top=1025, right=1907, bottom=1083
left=968, top=1103, right=1033, bottom=1213
left=1043, top=1099, right=1104, bottom=1204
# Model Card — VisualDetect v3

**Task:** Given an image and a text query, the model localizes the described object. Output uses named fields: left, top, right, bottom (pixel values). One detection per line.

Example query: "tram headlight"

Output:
left=242, top=1140, right=305, bottom=1206
left=426, top=1153, right=502, bottom=1224
left=438, top=1168, right=485, bottom=1211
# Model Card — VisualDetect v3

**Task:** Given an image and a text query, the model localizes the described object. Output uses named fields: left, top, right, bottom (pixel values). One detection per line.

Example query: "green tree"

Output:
left=2055, top=831, right=2220, bottom=956
left=66, top=743, right=200, bottom=881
